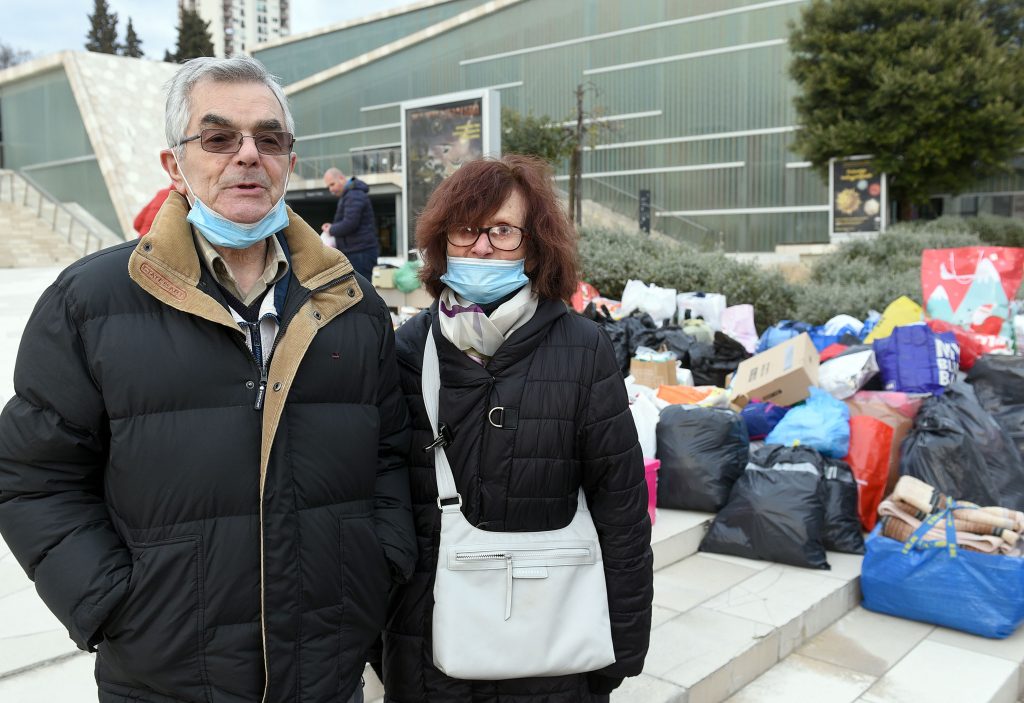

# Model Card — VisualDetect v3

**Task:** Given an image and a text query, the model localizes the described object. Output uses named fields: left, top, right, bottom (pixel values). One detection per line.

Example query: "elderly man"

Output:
left=321, top=167, right=379, bottom=280
left=0, top=56, right=414, bottom=702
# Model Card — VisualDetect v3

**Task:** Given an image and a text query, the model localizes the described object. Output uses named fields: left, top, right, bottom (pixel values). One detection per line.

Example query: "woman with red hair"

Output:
left=383, top=155, right=653, bottom=702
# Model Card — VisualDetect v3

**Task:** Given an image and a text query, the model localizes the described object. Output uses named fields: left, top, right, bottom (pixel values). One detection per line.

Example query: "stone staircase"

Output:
left=362, top=509, right=864, bottom=703
left=3, top=506, right=1023, bottom=702
left=0, top=170, right=121, bottom=268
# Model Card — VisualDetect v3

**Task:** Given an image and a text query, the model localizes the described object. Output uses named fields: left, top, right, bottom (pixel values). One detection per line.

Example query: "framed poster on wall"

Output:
left=400, top=89, right=500, bottom=259
left=829, top=156, right=888, bottom=238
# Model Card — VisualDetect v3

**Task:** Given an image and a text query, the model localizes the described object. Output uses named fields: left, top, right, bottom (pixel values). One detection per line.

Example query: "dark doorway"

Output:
left=287, top=187, right=398, bottom=257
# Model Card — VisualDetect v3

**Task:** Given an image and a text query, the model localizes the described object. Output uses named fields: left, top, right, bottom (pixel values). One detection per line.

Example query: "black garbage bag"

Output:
left=699, top=444, right=830, bottom=569
left=822, top=458, right=865, bottom=554
left=900, top=381, right=1024, bottom=511
left=583, top=303, right=630, bottom=375
left=967, top=355, right=1024, bottom=457
left=656, top=406, right=749, bottom=512
left=630, top=326, right=698, bottom=368
left=582, top=306, right=661, bottom=376
left=688, top=331, right=751, bottom=387
left=755, top=446, right=862, bottom=553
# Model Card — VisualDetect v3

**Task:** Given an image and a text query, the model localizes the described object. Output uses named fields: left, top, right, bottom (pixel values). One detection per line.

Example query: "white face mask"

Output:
left=173, top=151, right=291, bottom=249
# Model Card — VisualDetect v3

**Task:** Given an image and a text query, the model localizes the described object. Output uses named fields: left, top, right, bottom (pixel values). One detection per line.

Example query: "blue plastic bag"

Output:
left=756, top=320, right=813, bottom=353
left=765, top=387, right=851, bottom=457
left=740, top=402, right=790, bottom=440
left=809, top=324, right=861, bottom=353
left=861, top=511, right=1024, bottom=639
left=873, top=324, right=959, bottom=395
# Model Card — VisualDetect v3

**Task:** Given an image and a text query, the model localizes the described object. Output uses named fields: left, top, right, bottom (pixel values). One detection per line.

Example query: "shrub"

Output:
left=579, top=216, right=1023, bottom=330
left=578, top=227, right=797, bottom=329
left=796, top=220, right=993, bottom=324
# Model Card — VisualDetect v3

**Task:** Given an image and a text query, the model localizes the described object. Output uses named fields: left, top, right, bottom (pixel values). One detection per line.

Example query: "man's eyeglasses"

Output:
left=447, top=225, right=528, bottom=251
left=177, top=128, right=295, bottom=156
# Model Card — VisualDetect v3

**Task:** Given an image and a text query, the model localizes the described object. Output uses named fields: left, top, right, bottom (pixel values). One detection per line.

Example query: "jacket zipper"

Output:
left=256, top=271, right=355, bottom=702
left=454, top=547, right=591, bottom=620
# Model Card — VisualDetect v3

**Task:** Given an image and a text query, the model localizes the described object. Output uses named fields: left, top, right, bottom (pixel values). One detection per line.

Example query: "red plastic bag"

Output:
left=819, top=343, right=849, bottom=363
left=571, top=281, right=601, bottom=313
left=843, top=416, right=892, bottom=531
left=921, top=247, right=1024, bottom=352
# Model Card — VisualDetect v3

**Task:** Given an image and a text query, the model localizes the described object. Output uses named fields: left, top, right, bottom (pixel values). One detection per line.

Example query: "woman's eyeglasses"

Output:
left=177, top=128, right=295, bottom=155
left=447, top=225, right=528, bottom=251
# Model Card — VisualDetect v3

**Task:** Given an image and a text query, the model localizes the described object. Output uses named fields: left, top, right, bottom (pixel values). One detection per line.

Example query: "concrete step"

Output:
left=726, top=605, right=1024, bottom=703
left=0, top=202, right=81, bottom=268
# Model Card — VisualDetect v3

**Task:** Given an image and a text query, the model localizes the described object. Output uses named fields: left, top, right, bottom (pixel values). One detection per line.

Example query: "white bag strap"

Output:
left=422, top=326, right=590, bottom=514
left=422, top=328, right=460, bottom=506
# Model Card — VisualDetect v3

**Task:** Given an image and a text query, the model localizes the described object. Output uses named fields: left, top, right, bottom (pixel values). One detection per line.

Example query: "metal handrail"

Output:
left=584, top=175, right=720, bottom=248
left=295, top=149, right=403, bottom=181
left=0, top=169, right=122, bottom=255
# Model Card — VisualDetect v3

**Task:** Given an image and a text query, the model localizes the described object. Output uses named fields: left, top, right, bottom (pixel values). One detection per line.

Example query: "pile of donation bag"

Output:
left=584, top=252, right=1024, bottom=638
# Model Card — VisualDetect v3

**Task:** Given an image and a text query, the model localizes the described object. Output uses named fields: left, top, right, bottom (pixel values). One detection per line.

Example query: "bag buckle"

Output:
left=437, top=494, right=463, bottom=509
left=423, top=423, right=452, bottom=452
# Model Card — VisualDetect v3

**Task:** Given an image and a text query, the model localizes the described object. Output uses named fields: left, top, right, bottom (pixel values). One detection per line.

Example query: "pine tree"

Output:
left=789, top=0, right=1024, bottom=212
left=166, top=8, right=215, bottom=63
left=84, top=0, right=120, bottom=54
left=121, top=17, right=143, bottom=58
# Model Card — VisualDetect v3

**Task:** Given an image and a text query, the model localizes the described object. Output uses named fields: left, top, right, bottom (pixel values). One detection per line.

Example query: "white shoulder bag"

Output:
left=422, top=328, right=615, bottom=680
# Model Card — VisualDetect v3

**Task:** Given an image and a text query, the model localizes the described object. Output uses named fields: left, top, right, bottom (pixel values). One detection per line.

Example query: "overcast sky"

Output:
left=2, top=0, right=413, bottom=61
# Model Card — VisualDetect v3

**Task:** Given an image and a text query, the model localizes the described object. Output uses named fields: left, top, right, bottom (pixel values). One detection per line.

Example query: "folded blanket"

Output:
left=880, top=476, right=1023, bottom=556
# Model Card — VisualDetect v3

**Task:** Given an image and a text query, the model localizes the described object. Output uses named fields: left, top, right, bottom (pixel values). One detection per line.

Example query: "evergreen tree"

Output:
left=166, top=8, right=215, bottom=63
left=121, top=17, right=143, bottom=58
left=84, top=0, right=120, bottom=54
left=789, top=0, right=1024, bottom=213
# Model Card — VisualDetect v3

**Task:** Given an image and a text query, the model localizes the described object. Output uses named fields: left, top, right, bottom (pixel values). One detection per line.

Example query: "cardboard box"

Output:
left=629, top=358, right=678, bottom=389
left=728, top=332, right=819, bottom=408
left=372, top=266, right=396, bottom=289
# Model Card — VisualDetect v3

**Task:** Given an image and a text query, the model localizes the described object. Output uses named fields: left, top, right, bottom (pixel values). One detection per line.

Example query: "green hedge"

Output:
left=794, top=216, right=1024, bottom=323
left=579, top=215, right=1024, bottom=331
left=578, top=227, right=797, bottom=330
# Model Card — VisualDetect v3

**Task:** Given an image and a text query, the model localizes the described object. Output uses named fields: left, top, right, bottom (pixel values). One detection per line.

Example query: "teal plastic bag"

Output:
left=765, top=386, right=851, bottom=458
left=394, top=261, right=422, bottom=293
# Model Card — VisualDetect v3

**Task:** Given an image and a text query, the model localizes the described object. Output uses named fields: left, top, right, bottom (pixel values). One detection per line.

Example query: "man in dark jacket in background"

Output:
left=322, top=167, right=379, bottom=280
left=0, top=55, right=415, bottom=703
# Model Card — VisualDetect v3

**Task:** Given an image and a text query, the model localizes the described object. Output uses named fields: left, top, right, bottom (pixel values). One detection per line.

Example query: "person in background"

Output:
left=322, top=167, right=379, bottom=280
left=382, top=154, right=653, bottom=702
left=0, top=55, right=415, bottom=703
left=132, top=183, right=174, bottom=236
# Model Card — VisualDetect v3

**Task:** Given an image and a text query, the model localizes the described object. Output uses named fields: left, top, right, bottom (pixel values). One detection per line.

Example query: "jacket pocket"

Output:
left=100, top=535, right=208, bottom=701
left=339, top=516, right=390, bottom=695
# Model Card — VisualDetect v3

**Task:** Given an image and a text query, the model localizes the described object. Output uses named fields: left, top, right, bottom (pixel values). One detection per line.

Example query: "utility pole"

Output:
left=566, top=84, right=587, bottom=228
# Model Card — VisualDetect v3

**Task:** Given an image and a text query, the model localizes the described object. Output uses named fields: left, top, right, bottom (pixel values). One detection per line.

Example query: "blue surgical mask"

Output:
left=174, top=152, right=290, bottom=249
left=440, top=256, right=529, bottom=304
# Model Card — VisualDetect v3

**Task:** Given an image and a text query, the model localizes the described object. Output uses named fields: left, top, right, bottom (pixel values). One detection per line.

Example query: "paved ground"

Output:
left=0, top=267, right=95, bottom=699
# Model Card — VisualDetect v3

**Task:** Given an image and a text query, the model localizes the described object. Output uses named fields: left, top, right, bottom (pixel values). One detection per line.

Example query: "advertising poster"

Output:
left=401, top=90, right=500, bottom=256
left=829, top=157, right=887, bottom=236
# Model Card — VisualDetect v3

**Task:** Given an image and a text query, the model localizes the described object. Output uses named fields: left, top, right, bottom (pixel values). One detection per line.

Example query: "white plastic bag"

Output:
left=628, top=391, right=660, bottom=459
left=677, top=292, right=727, bottom=331
left=824, top=314, right=864, bottom=337
left=620, top=280, right=677, bottom=325
left=721, top=304, right=758, bottom=353
left=818, top=349, right=879, bottom=399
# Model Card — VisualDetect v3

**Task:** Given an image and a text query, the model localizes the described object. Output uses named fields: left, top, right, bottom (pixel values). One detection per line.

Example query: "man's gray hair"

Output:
left=164, top=55, right=295, bottom=151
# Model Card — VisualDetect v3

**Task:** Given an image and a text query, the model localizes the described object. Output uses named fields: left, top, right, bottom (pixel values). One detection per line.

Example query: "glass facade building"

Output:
left=256, top=0, right=1024, bottom=255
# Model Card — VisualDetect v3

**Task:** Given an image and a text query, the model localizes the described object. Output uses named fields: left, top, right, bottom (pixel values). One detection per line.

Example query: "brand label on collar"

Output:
left=140, top=261, right=187, bottom=301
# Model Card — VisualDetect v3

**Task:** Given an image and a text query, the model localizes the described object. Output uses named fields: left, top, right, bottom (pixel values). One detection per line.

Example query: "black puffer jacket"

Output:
left=0, top=193, right=416, bottom=702
left=382, top=299, right=653, bottom=702
left=329, top=177, right=378, bottom=254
